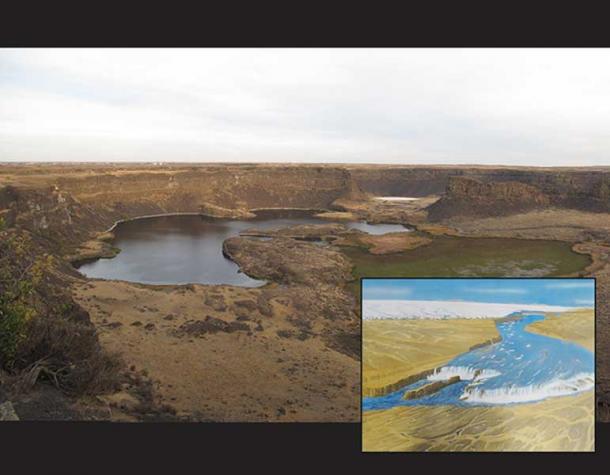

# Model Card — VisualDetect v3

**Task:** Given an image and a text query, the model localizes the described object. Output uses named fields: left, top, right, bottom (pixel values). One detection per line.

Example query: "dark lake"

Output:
left=77, top=210, right=410, bottom=286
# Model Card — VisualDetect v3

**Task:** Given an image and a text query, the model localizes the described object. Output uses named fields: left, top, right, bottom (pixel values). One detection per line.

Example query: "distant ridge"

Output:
left=362, top=299, right=581, bottom=320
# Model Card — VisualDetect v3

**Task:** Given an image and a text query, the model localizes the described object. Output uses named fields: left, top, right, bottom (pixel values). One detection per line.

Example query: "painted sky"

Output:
left=2, top=48, right=610, bottom=165
left=362, top=279, right=595, bottom=307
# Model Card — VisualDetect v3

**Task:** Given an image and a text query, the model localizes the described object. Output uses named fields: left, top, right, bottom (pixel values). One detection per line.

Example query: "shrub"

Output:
left=0, top=229, right=122, bottom=395
left=17, top=310, right=122, bottom=395
left=0, top=231, right=43, bottom=366
left=0, top=295, right=32, bottom=366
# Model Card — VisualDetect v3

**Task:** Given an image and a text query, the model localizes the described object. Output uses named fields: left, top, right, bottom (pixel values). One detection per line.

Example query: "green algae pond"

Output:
left=342, top=236, right=591, bottom=283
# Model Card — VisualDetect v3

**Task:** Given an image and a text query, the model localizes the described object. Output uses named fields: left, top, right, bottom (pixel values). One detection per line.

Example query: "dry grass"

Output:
left=528, top=309, right=594, bottom=351
left=363, top=391, right=594, bottom=452
left=415, top=223, right=461, bottom=236
left=314, top=211, right=358, bottom=221
left=17, top=310, right=123, bottom=396
left=444, top=208, right=610, bottom=242
left=72, top=279, right=360, bottom=421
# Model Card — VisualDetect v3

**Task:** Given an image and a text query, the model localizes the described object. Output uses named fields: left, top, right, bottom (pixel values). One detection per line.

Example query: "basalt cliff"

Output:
left=1, top=165, right=608, bottom=247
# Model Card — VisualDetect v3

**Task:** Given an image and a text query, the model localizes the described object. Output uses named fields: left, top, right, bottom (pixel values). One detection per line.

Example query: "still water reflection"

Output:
left=77, top=210, right=409, bottom=285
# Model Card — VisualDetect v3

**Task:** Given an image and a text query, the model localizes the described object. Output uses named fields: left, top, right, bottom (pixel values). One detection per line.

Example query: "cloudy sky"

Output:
left=362, top=279, right=595, bottom=307
left=1, top=48, right=609, bottom=165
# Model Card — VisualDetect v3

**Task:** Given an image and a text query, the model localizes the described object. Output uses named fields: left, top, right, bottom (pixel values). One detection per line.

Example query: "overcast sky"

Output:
left=1, top=48, right=609, bottom=165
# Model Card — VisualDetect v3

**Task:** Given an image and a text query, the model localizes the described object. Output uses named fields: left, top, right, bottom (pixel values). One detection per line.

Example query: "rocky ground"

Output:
left=71, top=278, right=359, bottom=422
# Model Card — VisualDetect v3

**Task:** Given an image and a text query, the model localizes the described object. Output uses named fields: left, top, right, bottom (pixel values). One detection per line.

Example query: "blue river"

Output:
left=363, top=313, right=594, bottom=411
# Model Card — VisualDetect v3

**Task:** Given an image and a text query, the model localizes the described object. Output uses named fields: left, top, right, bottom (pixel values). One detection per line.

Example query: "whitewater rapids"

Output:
left=459, top=372, right=595, bottom=404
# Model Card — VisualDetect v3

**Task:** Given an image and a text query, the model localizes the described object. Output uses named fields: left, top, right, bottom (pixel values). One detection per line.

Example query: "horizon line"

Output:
left=1, top=161, right=609, bottom=170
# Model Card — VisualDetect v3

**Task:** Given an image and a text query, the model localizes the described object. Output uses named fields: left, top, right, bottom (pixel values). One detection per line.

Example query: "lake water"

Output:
left=77, top=210, right=409, bottom=285
left=345, top=236, right=591, bottom=279
left=362, top=313, right=594, bottom=410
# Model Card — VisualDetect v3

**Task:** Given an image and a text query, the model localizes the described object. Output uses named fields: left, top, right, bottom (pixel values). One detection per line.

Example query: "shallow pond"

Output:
left=76, top=210, right=409, bottom=285
left=344, top=236, right=591, bottom=279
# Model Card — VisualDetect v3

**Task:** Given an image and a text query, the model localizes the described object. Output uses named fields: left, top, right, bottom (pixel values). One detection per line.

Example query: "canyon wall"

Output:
left=346, top=166, right=609, bottom=219
left=53, top=166, right=352, bottom=211
left=0, top=166, right=355, bottom=252
left=426, top=172, right=610, bottom=220
left=426, top=177, right=551, bottom=220
left=1, top=164, right=609, bottom=253
left=348, top=167, right=458, bottom=196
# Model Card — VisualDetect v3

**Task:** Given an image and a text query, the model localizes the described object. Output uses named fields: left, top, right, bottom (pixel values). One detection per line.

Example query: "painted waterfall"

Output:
left=361, top=278, right=595, bottom=452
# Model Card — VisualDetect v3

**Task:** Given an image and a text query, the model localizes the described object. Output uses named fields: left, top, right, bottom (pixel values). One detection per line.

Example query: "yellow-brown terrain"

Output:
left=362, top=309, right=594, bottom=452
left=0, top=163, right=608, bottom=421
left=72, top=280, right=358, bottom=421
left=363, top=319, right=499, bottom=397
left=363, top=392, right=594, bottom=452
left=529, top=309, right=594, bottom=352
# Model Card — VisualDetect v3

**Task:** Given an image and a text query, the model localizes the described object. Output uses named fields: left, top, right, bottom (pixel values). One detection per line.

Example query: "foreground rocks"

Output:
left=71, top=278, right=360, bottom=422
left=0, top=401, right=19, bottom=421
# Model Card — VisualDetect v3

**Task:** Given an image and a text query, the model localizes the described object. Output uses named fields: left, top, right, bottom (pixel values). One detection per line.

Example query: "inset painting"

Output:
left=361, top=278, right=595, bottom=452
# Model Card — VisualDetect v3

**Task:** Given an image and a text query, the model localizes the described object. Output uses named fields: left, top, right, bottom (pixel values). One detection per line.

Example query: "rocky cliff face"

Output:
left=1, top=164, right=608, bottom=250
left=425, top=172, right=610, bottom=221
left=54, top=166, right=352, bottom=211
left=0, top=166, right=358, bottom=252
left=427, top=177, right=552, bottom=220
left=350, top=167, right=457, bottom=196
left=349, top=166, right=610, bottom=218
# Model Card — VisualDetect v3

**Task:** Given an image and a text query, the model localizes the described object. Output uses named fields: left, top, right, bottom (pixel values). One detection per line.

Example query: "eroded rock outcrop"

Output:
left=427, top=177, right=552, bottom=220
left=402, top=376, right=461, bottom=400
left=0, top=401, right=19, bottom=421
left=350, top=165, right=610, bottom=214
left=222, top=236, right=353, bottom=286
left=222, top=234, right=360, bottom=362
left=199, top=202, right=255, bottom=219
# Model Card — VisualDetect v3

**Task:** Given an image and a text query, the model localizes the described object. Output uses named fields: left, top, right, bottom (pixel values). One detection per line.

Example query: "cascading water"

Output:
left=427, top=366, right=501, bottom=382
left=362, top=313, right=594, bottom=411
left=461, top=372, right=594, bottom=404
